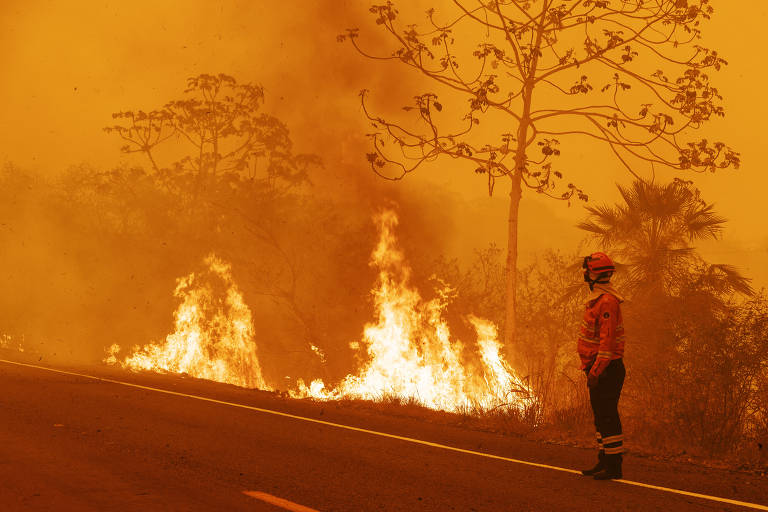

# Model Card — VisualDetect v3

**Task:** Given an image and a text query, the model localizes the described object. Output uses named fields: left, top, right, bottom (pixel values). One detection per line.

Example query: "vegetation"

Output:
left=434, top=178, right=766, bottom=466
left=0, top=70, right=761, bottom=469
left=340, top=0, right=739, bottom=346
left=0, top=75, right=377, bottom=383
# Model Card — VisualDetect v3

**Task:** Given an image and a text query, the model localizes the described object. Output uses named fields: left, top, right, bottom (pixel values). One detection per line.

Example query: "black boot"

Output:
left=580, top=450, right=605, bottom=476
left=593, top=454, right=622, bottom=480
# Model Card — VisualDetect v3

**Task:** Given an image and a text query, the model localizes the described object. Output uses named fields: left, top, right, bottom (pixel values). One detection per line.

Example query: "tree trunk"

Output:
left=502, top=1, right=547, bottom=351
left=504, top=172, right=523, bottom=350
left=503, top=105, right=533, bottom=350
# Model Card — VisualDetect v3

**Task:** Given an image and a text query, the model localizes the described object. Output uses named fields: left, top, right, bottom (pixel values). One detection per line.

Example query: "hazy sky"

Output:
left=1, top=1, right=766, bottom=286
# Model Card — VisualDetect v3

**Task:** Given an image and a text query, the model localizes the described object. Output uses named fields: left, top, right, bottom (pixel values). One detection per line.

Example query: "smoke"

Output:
left=0, top=2, right=467, bottom=370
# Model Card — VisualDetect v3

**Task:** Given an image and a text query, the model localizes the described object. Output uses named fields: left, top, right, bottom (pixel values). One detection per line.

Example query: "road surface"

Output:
left=1, top=355, right=766, bottom=511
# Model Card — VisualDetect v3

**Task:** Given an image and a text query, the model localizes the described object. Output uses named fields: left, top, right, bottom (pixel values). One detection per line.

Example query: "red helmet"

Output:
left=584, top=252, right=615, bottom=274
left=583, top=252, right=615, bottom=289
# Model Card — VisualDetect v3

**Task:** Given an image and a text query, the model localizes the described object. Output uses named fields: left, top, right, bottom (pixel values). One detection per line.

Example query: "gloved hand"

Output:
left=587, top=372, right=599, bottom=388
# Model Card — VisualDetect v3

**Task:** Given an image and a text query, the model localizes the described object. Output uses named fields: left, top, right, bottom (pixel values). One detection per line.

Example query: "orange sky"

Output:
left=1, top=0, right=766, bottom=286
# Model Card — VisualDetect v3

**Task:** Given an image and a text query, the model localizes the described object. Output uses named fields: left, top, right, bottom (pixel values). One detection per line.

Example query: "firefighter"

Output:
left=577, top=252, right=625, bottom=480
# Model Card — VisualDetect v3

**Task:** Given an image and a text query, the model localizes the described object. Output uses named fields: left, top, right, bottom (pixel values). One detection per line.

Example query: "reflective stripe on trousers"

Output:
left=587, top=358, right=625, bottom=454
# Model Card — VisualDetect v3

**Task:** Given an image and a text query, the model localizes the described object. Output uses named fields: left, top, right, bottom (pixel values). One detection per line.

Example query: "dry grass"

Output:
left=307, top=380, right=768, bottom=475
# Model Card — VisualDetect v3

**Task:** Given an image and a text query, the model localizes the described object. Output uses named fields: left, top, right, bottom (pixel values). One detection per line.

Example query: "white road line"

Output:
left=243, top=491, right=319, bottom=512
left=3, top=359, right=767, bottom=511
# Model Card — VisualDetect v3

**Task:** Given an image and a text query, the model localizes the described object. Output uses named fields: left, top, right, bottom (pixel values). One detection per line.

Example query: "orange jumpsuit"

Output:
left=578, top=288, right=626, bottom=456
left=578, top=292, right=625, bottom=376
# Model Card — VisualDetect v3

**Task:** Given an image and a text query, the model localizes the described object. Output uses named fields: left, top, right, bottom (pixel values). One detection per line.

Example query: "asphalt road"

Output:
left=1, top=356, right=767, bottom=512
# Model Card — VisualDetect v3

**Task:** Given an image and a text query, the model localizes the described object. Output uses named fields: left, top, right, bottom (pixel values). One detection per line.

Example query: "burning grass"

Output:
left=106, top=210, right=535, bottom=416
left=98, top=209, right=768, bottom=472
left=107, top=255, right=270, bottom=390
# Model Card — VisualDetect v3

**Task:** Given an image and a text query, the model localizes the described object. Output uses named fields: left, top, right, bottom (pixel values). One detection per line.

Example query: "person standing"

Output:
left=577, top=252, right=626, bottom=480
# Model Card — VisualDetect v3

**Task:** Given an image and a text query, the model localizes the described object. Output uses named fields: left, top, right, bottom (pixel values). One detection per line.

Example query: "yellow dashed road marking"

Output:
left=243, top=491, right=319, bottom=512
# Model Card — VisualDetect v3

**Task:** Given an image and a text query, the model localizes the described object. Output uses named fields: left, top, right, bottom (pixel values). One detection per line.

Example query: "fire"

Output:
left=106, top=211, right=533, bottom=414
left=108, top=255, right=270, bottom=390
left=293, top=211, right=534, bottom=413
left=0, top=334, right=25, bottom=353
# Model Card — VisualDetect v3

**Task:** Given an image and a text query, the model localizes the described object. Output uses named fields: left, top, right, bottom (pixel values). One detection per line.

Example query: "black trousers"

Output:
left=586, top=358, right=625, bottom=455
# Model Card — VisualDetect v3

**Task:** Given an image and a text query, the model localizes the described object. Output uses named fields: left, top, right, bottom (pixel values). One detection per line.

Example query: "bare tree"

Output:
left=340, top=0, right=739, bottom=347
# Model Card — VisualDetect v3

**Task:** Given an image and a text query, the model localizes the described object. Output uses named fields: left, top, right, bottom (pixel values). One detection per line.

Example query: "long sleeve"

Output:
left=589, top=297, right=619, bottom=377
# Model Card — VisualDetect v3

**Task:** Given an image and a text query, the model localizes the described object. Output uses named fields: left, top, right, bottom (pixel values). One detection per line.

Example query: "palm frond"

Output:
left=704, top=264, right=755, bottom=297
left=683, top=202, right=727, bottom=241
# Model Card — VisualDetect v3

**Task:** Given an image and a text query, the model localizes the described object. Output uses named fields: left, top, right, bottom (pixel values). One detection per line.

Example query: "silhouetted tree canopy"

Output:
left=104, top=73, right=319, bottom=193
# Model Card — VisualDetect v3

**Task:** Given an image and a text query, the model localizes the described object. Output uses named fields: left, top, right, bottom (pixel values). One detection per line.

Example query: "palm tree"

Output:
left=579, top=179, right=759, bottom=454
left=577, top=178, right=752, bottom=299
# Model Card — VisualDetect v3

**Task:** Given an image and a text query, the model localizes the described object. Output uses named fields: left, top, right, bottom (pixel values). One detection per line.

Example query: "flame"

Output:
left=109, top=255, right=270, bottom=390
left=310, top=344, right=326, bottom=363
left=104, top=343, right=120, bottom=365
left=293, top=210, right=534, bottom=413
left=0, top=334, right=25, bottom=353
left=470, top=315, right=533, bottom=409
left=105, top=211, right=533, bottom=415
